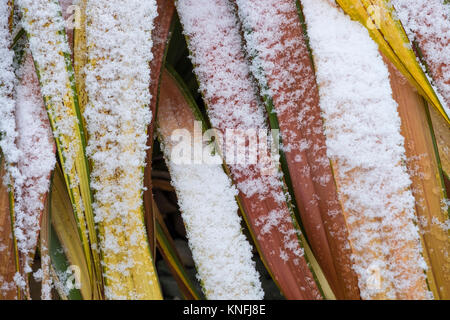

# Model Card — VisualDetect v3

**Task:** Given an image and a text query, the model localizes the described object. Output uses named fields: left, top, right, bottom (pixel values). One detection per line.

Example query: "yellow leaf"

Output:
left=335, top=0, right=449, bottom=124
left=50, top=164, right=95, bottom=300
left=428, top=106, right=450, bottom=180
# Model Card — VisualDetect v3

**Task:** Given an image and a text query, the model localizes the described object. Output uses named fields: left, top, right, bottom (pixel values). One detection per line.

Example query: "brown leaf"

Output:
left=143, top=0, right=176, bottom=258
left=0, top=158, right=18, bottom=300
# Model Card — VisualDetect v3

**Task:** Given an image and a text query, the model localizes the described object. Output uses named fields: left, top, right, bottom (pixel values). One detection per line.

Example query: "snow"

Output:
left=161, top=135, right=264, bottom=299
left=1, top=2, right=55, bottom=294
left=83, top=0, right=158, bottom=299
left=17, top=0, right=79, bottom=177
left=13, top=52, right=56, bottom=272
left=0, top=1, right=20, bottom=181
left=391, top=0, right=450, bottom=117
left=236, top=0, right=312, bottom=116
left=301, top=0, right=430, bottom=299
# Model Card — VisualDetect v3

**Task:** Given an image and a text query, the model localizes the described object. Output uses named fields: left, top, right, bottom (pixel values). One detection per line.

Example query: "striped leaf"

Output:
left=391, top=0, right=450, bottom=114
left=300, top=0, right=430, bottom=299
left=38, top=194, right=52, bottom=300
left=74, top=0, right=164, bottom=297
left=48, top=226, right=83, bottom=300
left=12, top=49, right=56, bottom=289
left=72, top=0, right=88, bottom=117
left=428, top=106, right=450, bottom=180
left=0, top=0, right=24, bottom=299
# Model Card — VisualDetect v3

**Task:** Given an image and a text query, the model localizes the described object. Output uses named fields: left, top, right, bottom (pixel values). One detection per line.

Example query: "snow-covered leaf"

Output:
left=157, top=66, right=264, bottom=299
left=335, top=0, right=449, bottom=123
left=385, top=56, right=450, bottom=299
left=17, top=0, right=103, bottom=298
